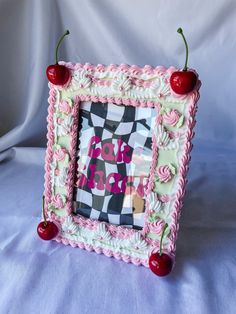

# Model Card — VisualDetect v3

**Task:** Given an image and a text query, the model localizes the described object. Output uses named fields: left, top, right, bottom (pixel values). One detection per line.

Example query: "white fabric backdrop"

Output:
left=0, top=0, right=236, bottom=151
left=0, top=1, right=236, bottom=313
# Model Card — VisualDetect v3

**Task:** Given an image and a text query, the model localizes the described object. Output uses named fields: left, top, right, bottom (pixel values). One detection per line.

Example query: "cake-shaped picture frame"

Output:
left=37, top=29, right=201, bottom=276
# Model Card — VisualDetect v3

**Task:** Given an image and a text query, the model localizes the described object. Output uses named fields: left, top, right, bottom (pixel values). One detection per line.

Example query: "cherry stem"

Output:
left=42, top=195, right=48, bottom=227
left=55, top=30, right=70, bottom=64
left=177, top=27, right=189, bottom=71
left=159, top=223, right=168, bottom=256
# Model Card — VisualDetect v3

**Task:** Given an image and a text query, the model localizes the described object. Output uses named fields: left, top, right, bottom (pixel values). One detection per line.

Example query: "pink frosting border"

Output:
left=44, top=87, right=56, bottom=214
left=168, top=89, right=201, bottom=253
left=55, top=236, right=148, bottom=266
left=44, top=62, right=201, bottom=267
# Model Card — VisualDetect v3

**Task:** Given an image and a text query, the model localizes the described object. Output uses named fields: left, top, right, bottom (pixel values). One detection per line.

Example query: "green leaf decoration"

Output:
left=153, top=186, right=159, bottom=194
left=153, top=176, right=160, bottom=192
left=65, top=154, right=70, bottom=163
left=160, top=107, right=166, bottom=115
left=147, top=233, right=159, bottom=240
left=154, top=175, right=160, bottom=184
left=168, top=163, right=176, bottom=175
left=57, top=112, right=65, bottom=118
left=160, top=107, right=171, bottom=115
left=61, top=194, right=67, bottom=204
left=176, top=115, right=184, bottom=128
left=148, top=212, right=160, bottom=223
left=48, top=204, right=57, bottom=211
left=66, top=99, right=72, bottom=107
left=60, top=154, right=70, bottom=166
left=53, top=144, right=61, bottom=150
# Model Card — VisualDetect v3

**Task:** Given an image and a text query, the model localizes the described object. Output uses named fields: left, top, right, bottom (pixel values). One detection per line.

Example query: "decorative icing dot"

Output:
left=57, top=117, right=64, bottom=124
left=55, top=168, right=60, bottom=176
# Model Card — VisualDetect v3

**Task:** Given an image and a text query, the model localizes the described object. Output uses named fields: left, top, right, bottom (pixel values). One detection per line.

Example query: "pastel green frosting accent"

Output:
left=147, top=225, right=170, bottom=241
left=49, top=94, right=75, bottom=217
left=176, top=115, right=184, bottom=128
left=50, top=87, right=188, bottom=220
left=152, top=98, right=187, bottom=195
left=148, top=212, right=160, bottom=223
left=58, top=136, right=70, bottom=150
left=154, top=151, right=178, bottom=194
left=147, top=233, right=160, bottom=240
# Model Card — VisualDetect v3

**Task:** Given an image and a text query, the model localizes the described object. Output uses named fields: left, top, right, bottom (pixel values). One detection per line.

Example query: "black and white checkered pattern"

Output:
left=73, top=101, right=155, bottom=229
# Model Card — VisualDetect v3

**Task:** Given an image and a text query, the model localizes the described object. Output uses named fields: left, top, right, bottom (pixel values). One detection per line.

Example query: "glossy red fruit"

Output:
left=37, top=221, right=59, bottom=241
left=46, top=64, right=70, bottom=86
left=170, top=70, right=197, bottom=94
left=149, top=252, right=173, bottom=277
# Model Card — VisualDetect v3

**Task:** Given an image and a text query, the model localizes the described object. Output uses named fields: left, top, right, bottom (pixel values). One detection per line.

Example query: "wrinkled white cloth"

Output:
left=0, top=146, right=235, bottom=314
left=0, top=0, right=236, bottom=152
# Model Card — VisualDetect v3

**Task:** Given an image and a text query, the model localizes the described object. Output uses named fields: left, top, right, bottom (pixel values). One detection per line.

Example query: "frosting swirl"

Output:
left=158, top=194, right=171, bottom=203
left=149, top=218, right=165, bottom=234
left=157, top=165, right=174, bottom=183
left=163, top=109, right=181, bottom=126
left=52, top=194, right=65, bottom=209
left=59, top=100, right=71, bottom=114
left=54, top=148, right=67, bottom=161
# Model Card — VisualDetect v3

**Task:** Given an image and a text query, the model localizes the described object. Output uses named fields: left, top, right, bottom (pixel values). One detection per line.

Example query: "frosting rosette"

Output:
left=56, top=117, right=64, bottom=124
left=149, top=218, right=166, bottom=234
left=158, top=194, right=171, bottom=203
left=51, top=194, right=66, bottom=209
left=163, top=109, right=181, bottom=126
left=56, top=115, right=73, bottom=136
left=59, top=100, right=71, bottom=114
left=54, top=147, right=67, bottom=161
left=156, top=164, right=176, bottom=183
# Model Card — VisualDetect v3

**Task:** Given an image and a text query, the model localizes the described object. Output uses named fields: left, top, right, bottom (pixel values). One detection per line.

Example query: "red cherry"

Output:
left=170, top=70, right=197, bottom=94
left=149, top=252, right=173, bottom=277
left=170, top=27, right=198, bottom=94
left=46, top=64, right=70, bottom=85
left=37, top=221, right=59, bottom=241
left=46, top=30, right=70, bottom=85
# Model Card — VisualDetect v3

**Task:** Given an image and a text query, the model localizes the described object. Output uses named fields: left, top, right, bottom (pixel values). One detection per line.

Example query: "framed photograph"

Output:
left=44, top=62, right=200, bottom=269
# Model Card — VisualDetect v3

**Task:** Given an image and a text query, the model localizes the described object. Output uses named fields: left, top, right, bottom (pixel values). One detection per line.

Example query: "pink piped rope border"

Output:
left=66, top=97, right=80, bottom=215
left=44, top=62, right=201, bottom=267
left=142, top=126, right=159, bottom=238
left=168, top=88, right=201, bottom=254
left=44, top=86, right=57, bottom=217
left=54, top=236, right=148, bottom=267
left=60, top=62, right=171, bottom=78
